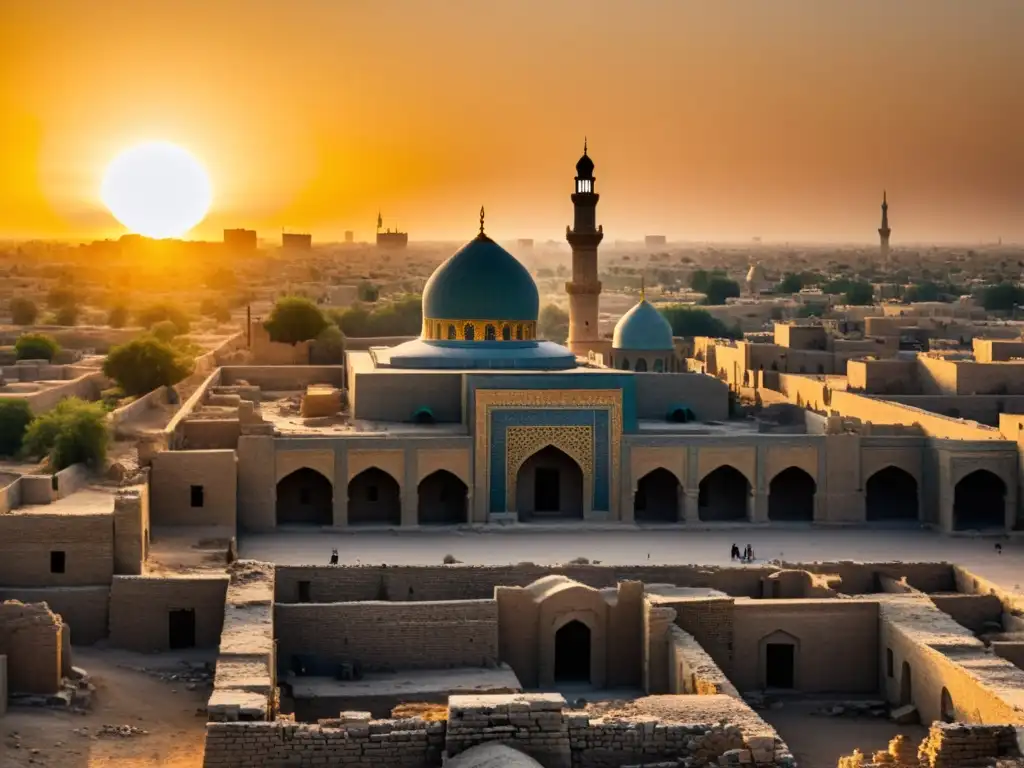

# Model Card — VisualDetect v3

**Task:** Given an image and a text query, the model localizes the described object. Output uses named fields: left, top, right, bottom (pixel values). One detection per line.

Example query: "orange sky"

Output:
left=1, top=0, right=1022, bottom=244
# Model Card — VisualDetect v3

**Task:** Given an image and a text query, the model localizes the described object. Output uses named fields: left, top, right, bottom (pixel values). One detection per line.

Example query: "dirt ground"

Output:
left=760, top=701, right=928, bottom=768
left=1, top=647, right=212, bottom=768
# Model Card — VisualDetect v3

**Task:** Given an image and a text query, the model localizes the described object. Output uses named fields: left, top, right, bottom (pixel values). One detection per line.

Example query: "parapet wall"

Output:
left=274, top=599, right=499, bottom=672
left=0, top=586, right=109, bottom=645
left=273, top=562, right=957, bottom=604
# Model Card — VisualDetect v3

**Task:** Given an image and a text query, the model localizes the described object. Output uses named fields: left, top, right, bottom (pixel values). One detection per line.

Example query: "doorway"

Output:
left=535, top=468, right=560, bottom=512
left=554, top=620, right=591, bottom=683
left=168, top=608, right=196, bottom=650
left=765, top=643, right=795, bottom=689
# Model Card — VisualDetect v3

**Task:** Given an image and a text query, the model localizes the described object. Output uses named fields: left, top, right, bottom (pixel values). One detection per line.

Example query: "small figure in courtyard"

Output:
left=995, top=543, right=1003, bottom=555
left=329, top=548, right=339, bottom=565
left=730, top=543, right=740, bottom=561
left=743, top=544, right=753, bottom=562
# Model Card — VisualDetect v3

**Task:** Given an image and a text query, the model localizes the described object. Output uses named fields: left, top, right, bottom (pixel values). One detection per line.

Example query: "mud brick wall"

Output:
left=0, top=513, right=113, bottom=587
left=0, top=601, right=62, bottom=694
left=446, top=693, right=571, bottom=768
left=928, top=594, right=1004, bottom=633
left=668, top=625, right=740, bottom=697
left=0, top=586, right=109, bottom=645
left=113, top=486, right=147, bottom=576
left=202, top=717, right=445, bottom=768
left=785, top=561, right=955, bottom=594
left=109, top=575, right=228, bottom=652
left=666, top=597, right=735, bottom=674
left=917, top=723, right=1020, bottom=768
left=274, top=600, right=498, bottom=672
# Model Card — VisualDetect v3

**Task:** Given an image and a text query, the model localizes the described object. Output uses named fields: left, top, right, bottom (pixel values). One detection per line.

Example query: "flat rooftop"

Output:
left=12, top=486, right=117, bottom=516
left=287, top=665, right=522, bottom=701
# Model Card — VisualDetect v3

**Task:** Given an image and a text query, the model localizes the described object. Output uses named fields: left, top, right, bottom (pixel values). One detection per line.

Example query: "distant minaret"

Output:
left=566, top=139, right=604, bottom=355
left=878, top=191, right=891, bottom=265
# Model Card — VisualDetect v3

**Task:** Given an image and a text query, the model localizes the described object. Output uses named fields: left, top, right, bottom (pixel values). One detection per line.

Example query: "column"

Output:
left=749, top=491, right=769, bottom=523
left=332, top=447, right=348, bottom=527
left=682, top=488, right=700, bottom=524
left=401, top=449, right=418, bottom=527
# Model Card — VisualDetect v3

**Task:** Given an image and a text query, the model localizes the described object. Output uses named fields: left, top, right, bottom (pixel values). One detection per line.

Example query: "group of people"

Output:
left=730, top=543, right=755, bottom=563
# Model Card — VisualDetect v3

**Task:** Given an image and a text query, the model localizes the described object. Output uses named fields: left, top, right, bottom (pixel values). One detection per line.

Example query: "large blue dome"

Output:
left=612, top=299, right=674, bottom=351
left=422, top=233, right=539, bottom=323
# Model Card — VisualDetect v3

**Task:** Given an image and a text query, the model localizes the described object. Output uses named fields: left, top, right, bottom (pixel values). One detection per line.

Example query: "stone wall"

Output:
left=274, top=600, right=499, bottom=672
left=0, top=512, right=113, bottom=587
left=109, top=575, right=229, bottom=652
left=0, top=586, right=109, bottom=645
left=918, top=722, right=1021, bottom=768
left=150, top=449, right=237, bottom=527
left=0, top=601, right=62, bottom=694
left=665, top=596, right=735, bottom=675
left=446, top=693, right=570, bottom=768
left=929, top=594, right=1003, bottom=634
left=668, top=625, right=739, bottom=697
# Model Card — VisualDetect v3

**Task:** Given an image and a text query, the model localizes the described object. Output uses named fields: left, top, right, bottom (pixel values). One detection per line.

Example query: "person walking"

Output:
left=329, top=548, right=339, bottom=565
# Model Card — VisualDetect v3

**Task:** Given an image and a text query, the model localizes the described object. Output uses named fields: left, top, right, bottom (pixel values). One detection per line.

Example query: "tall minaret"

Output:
left=878, top=190, right=891, bottom=265
left=566, top=139, right=604, bottom=355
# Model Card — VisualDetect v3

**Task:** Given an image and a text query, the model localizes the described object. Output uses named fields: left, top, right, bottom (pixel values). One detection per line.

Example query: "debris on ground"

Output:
left=117, top=660, right=214, bottom=686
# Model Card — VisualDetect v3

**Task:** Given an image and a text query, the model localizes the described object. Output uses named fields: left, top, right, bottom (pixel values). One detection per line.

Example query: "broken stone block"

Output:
left=890, top=705, right=919, bottom=725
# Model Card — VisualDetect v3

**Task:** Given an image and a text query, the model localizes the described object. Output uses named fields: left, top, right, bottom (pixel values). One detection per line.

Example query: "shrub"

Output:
left=330, top=295, right=422, bottom=338
left=22, top=398, right=109, bottom=470
left=107, top=304, right=129, bottom=329
left=265, top=297, right=329, bottom=344
left=659, top=306, right=742, bottom=339
left=47, top=286, right=77, bottom=310
left=704, top=277, right=741, bottom=305
left=357, top=281, right=380, bottom=302
left=199, top=298, right=231, bottom=323
left=54, top=304, right=79, bottom=326
left=15, top=332, right=60, bottom=361
left=538, top=304, right=570, bottom=343
left=135, top=303, right=191, bottom=334
left=103, top=336, right=193, bottom=397
left=0, top=399, right=33, bottom=456
left=151, top=319, right=180, bottom=342
left=843, top=281, right=875, bottom=306
left=309, top=324, right=346, bottom=365
left=10, top=297, right=38, bottom=325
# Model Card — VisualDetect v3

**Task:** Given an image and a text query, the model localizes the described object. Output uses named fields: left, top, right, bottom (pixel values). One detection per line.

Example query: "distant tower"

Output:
left=878, top=191, right=891, bottom=265
left=565, top=139, right=604, bottom=355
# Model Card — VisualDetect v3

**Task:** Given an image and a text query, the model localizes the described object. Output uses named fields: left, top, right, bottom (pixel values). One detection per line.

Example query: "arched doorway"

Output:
left=768, top=467, right=816, bottom=522
left=940, top=687, right=955, bottom=723
left=899, top=661, right=912, bottom=706
left=347, top=468, right=401, bottom=526
left=634, top=469, right=680, bottom=523
left=554, top=620, right=591, bottom=683
left=866, top=467, right=919, bottom=522
left=698, top=466, right=749, bottom=521
left=276, top=468, right=333, bottom=526
left=417, top=470, right=467, bottom=525
left=953, top=470, right=1006, bottom=530
left=516, top=446, right=584, bottom=521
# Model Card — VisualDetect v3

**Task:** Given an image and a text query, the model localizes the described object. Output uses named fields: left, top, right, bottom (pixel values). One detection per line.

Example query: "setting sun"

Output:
left=100, top=141, right=212, bottom=239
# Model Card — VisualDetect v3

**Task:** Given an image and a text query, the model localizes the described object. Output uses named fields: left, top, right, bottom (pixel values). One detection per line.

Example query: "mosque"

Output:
left=177, top=144, right=1015, bottom=534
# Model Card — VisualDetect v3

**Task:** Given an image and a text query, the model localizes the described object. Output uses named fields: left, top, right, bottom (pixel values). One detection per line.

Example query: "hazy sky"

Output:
left=1, top=1, right=1022, bottom=243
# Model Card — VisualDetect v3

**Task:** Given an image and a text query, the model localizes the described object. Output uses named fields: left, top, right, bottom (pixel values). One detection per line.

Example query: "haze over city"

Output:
left=1, top=0, right=1022, bottom=243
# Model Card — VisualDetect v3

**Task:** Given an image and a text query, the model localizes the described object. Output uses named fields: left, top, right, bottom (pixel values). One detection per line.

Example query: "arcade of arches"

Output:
left=634, top=468, right=680, bottom=522
left=767, top=467, right=816, bottom=522
left=699, top=466, right=749, bottom=522
left=348, top=467, right=401, bottom=526
left=516, top=446, right=584, bottom=521
left=276, top=468, right=333, bottom=526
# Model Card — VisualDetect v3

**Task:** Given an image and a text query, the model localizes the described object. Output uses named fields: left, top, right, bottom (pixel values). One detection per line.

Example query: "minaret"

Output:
left=878, top=191, right=891, bottom=265
left=565, top=139, right=604, bottom=355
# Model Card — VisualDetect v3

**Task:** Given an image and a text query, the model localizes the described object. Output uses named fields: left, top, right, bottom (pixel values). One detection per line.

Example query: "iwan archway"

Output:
left=516, top=446, right=584, bottom=521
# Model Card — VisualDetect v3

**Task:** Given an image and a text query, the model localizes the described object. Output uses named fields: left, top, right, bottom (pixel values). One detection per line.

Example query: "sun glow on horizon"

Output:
left=100, top=141, right=212, bottom=239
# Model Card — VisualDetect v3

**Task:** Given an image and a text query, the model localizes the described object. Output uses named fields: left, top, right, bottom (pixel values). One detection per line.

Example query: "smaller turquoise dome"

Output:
left=422, top=233, right=539, bottom=322
left=612, top=299, right=674, bottom=351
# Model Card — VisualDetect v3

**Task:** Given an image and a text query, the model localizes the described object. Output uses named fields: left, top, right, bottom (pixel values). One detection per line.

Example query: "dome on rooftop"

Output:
left=612, top=298, right=674, bottom=351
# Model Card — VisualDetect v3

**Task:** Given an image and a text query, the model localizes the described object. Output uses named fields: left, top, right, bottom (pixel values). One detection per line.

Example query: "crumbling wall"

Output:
left=668, top=625, right=740, bottom=697
left=0, top=586, right=109, bottom=645
left=113, top=484, right=148, bottom=576
left=109, top=575, right=228, bottom=652
left=918, top=723, right=1020, bottom=767
left=0, top=600, right=62, bottom=694
left=929, top=594, right=1004, bottom=634
left=274, top=600, right=499, bottom=672
left=666, top=597, right=736, bottom=674
left=446, top=693, right=570, bottom=768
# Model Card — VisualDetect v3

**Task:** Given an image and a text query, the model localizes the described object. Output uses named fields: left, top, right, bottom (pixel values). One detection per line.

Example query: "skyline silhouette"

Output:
left=1, top=0, right=1022, bottom=243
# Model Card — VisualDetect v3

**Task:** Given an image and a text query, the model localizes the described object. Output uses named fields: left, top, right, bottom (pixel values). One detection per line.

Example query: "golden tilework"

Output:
left=505, top=426, right=594, bottom=511
left=474, top=389, right=622, bottom=514
left=422, top=318, right=537, bottom=341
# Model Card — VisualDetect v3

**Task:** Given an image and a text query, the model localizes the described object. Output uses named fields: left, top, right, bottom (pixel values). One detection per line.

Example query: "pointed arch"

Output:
left=276, top=468, right=333, bottom=526
left=953, top=469, right=1005, bottom=530
left=634, top=468, right=680, bottom=523
left=417, top=469, right=468, bottom=525
left=348, top=467, right=401, bottom=526
left=866, top=466, right=919, bottom=522
left=698, top=465, right=749, bottom=521
left=516, top=445, right=584, bottom=521
left=768, top=467, right=816, bottom=522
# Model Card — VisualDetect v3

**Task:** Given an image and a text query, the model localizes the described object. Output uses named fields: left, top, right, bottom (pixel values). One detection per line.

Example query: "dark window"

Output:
left=465, top=324, right=475, bottom=341
left=447, top=324, right=456, bottom=340
left=50, top=551, right=66, bottom=574
left=367, top=485, right=379, bottom=502
left=190, top=485, right=204, bottom=508
left=502, top=325, right=511, bottom=341
left=298, top=581, right=312, bottom=603
left=515, top=325, right=523, bottom=340
left=886, top=648, right=894, bottom=678
left=168, top=609, right=196, bottom=650
left=765, top=643, right=795, bottom=688
left=485, top=324, right=496, bottom=341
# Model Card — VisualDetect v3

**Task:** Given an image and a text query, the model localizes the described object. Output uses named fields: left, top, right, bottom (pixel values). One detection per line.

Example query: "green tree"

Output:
left=981, top=282, right=1024, bottom=312
left=54, top=304, right=79, bottom=326
left=135, top=303, right=191, bottom=334
left=107, top=304, right=129, bottom=328
left=103, top=336, right=194, bottom=396
left=822, top=277, right=853, bottom=295
left=264, top=296, right=329, bottom=343
left=15, top=333, right=60, bottom=361
left=776, top=273, right=805, bottom=294
left=331, top=295, right=422, bottom=337
left=704, top=277, right=741, bottom=305
left=843, top=281, right=875, bottom=306
left=22, top=398, right=109, bottom=470
left=151, top=319, right=180, bottom=342
left=10, top=297, right=38, bottom=325
left=0, top=399, right=33, bottom=456
left=903, top=282, right=942, bottom=303
left=659, top=306, right=741, bottom=339
left=309, top=324, right=346, bottom=364
left=538, top=304, right=570, bottom=343
left=357, top=281, right=380, bottom=302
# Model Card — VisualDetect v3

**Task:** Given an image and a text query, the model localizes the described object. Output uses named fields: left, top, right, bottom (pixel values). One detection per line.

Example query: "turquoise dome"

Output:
left=612, top=299, right=674, bottom=351
left=422, top=233, right=539, bottom=322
